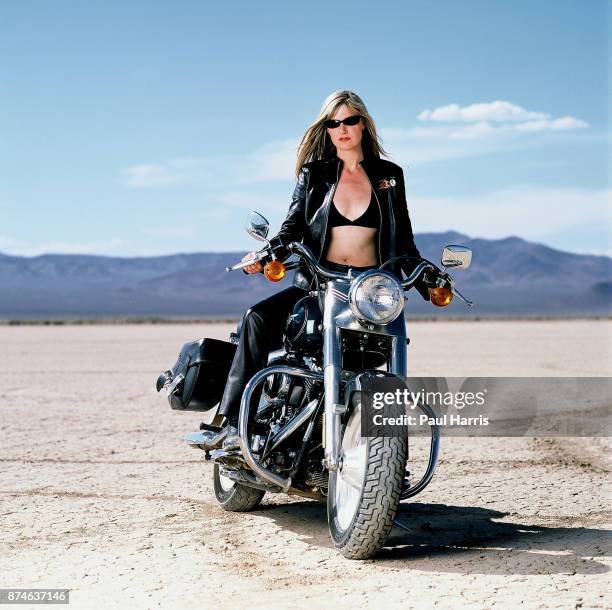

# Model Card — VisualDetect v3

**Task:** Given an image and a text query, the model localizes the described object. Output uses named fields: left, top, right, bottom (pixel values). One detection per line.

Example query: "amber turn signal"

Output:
left=430, top=286, right=453, bottom=307
left=264, top=260, right=286, bottom=282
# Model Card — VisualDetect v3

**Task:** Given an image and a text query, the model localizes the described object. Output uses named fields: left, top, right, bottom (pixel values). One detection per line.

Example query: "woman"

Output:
left=212, top=90, right=432, bottom=450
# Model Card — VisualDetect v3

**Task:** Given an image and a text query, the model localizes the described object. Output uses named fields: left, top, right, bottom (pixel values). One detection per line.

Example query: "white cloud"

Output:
left=421, top=100, right=545, bottom=123
left=248, top=139, right=298, bottom=182
left=380, top=125, right=524, bottom=163
left=121, top=139, right=298, bottom=189
left=380, top=120, right=593, bottom=163
left=121, top=164, right=181, bottom=188
left=417, top=100, right=589, bottom=138
left=443, top=116, right=588, bottom=139
left=120, top=158, right=217, bottom=188
left=513, top=116, right=589, bottom=132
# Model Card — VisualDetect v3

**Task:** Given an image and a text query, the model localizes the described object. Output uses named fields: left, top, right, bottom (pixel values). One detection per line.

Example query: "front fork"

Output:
left=322, top=297, right=408, bottom=471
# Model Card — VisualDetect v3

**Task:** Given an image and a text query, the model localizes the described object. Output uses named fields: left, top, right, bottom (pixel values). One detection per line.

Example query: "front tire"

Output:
left=213, top=463, right=265, bottom=512
left=327, top=402, right=407, bottom=559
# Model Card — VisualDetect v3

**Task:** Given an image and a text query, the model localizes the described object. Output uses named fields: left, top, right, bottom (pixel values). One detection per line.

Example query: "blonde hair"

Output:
left=295, top=90, right=388, bottom=176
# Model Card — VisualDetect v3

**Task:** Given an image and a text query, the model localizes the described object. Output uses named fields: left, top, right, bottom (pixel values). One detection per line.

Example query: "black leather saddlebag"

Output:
left=156, top=338, right=237, bottom=411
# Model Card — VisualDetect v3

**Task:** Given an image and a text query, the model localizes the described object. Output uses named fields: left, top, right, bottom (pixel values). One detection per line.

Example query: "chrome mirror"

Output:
left=441, top=245, right=472, bottom=270
left=245, top=211, right=270, bottom=242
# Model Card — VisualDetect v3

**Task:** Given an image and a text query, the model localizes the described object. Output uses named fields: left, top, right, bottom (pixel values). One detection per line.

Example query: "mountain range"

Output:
left=0, top=232, right=610, bottom=319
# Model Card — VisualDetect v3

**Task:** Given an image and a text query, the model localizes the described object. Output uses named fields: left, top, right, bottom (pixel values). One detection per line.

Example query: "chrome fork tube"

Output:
left=389, top=316, right=408, bottom=377
left=322, top=285, right=343, bottom=470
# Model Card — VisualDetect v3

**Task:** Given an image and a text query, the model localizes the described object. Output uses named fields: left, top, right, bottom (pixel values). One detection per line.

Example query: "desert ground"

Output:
left=1, top=320, right=610, bottom=609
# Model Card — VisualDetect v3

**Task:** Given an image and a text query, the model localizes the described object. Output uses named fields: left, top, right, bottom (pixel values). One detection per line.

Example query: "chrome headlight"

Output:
left=348, top=270, right=405, bottom=325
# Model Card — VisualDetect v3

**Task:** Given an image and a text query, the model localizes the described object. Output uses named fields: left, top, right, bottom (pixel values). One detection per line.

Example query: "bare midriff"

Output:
left=325, top=226, right=378, bottom=266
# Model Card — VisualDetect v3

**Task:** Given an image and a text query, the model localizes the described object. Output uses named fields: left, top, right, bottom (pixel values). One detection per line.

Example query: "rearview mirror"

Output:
left=441, top=245, right=472, bottom=270
left=245, top=211, right=270, bottom=242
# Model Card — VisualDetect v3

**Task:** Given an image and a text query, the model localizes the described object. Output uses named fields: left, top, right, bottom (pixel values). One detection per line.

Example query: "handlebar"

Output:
left=225, top=241, right=437, bottom=288
left=225, top=234, right=473, bottom=307
left=287, top=243, right=443, bottom=291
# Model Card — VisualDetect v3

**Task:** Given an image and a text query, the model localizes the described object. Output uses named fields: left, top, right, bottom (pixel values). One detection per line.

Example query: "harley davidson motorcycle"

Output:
left=157, top=211, right=473, bottom=559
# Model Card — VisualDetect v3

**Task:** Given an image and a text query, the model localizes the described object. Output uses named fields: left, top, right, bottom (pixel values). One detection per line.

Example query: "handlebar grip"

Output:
left=267, top=235, right=291, bottom=262
left=422, top=270, right=439, bottom=286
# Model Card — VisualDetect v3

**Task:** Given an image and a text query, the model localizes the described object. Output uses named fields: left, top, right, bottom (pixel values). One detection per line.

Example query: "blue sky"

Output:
left=1, top=0, right=609, bottom=257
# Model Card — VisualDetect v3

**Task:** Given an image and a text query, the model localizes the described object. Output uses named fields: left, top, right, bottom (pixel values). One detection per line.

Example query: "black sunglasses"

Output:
left=324, top=115, right=362, bottom=129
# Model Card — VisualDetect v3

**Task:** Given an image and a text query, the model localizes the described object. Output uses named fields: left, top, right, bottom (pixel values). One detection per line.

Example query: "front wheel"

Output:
left=327, top=401, right=407, bottom=559
left=213, top=463, right=266, bottom=512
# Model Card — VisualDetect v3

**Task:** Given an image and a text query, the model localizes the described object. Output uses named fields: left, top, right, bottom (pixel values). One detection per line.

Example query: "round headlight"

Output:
left=348, top=271, right=405, bottom=325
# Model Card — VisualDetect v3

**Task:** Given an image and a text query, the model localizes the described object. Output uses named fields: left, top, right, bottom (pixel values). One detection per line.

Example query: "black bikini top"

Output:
left=328, top=190, right=378, bottom=229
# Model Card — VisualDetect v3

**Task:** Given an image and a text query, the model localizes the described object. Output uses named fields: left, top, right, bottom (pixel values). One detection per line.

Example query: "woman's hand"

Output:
left=242, top=251, right=264, bottom=274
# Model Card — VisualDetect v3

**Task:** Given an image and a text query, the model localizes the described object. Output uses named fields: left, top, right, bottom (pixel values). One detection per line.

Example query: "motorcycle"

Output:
left=157, top=211, right=473, bottom=559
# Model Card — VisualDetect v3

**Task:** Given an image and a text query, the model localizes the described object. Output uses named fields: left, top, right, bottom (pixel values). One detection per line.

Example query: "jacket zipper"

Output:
left=361, top=166, right=383, bottom=265
left=319, top=159, right=342, bottom=260
left=387, top=182, right=396, bottom=255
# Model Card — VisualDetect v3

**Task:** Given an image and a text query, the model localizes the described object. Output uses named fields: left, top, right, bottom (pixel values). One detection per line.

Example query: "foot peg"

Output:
left=222, top=424, right=240, bottom=451
left=210, top=447, right=242, bottom=460
left=184, top=429, right=226, bottom=451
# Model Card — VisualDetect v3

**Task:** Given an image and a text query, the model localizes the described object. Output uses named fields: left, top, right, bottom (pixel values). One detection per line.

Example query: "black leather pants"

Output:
left=218, top=286, right=308, bottom=421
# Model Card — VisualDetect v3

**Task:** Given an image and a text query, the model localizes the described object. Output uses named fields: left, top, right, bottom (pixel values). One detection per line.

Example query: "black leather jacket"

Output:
left=269, top=152, right=431, bottom=300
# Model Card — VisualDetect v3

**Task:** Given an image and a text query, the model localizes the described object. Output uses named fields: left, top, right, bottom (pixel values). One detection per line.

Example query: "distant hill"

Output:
left=0, top=232, right=610, bottom=319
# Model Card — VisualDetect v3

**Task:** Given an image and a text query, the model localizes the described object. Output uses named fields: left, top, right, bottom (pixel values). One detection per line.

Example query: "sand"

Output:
left=0, top=320, right=610, bottom=609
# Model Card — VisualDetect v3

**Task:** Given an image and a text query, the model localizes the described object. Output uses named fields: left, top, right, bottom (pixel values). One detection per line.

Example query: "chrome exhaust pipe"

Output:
left=263, top=398, right=319, bottom=457
left=238, top=365, right=323, bottom=491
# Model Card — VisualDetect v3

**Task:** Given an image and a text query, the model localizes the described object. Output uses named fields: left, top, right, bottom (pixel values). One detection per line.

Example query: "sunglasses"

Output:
left=324, top=115, right=362, bottom=129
